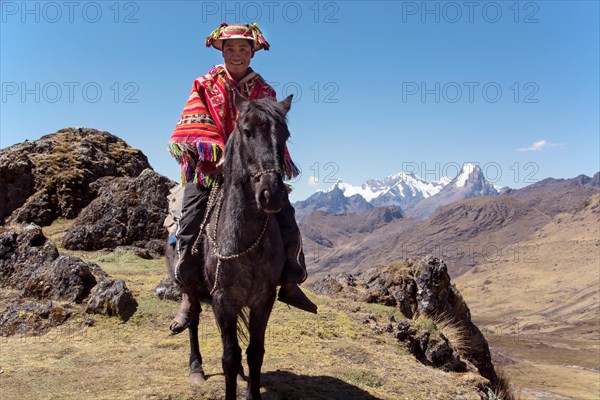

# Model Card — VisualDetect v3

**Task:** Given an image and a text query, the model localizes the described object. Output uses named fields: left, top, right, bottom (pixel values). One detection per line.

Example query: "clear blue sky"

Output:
left=1, top=1, right=598, bottom=201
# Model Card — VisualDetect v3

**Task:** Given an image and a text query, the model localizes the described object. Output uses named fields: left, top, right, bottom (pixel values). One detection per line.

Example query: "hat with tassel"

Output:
left=205, top=22, right=270, bottom=51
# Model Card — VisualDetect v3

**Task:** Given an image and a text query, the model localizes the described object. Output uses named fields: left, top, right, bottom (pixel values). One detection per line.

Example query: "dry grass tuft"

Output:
left=493, top=367, right=518, bottom=400
left=413, top=314, right=468, bottom=356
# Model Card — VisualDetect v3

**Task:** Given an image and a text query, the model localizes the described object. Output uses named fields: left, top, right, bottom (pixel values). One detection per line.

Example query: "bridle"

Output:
left=190, top=167, right=283, bottom=295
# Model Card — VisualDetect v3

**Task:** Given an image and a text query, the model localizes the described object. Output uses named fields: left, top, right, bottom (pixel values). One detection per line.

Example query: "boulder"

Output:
left=155, top=277, right=182, bottom=302
left=85, top=278, right=137, bottom=321
left=0, top=224, right=60, bottom=289
left=62, top=169, right=176, bottom=252
left=22, top=255, right=97, bottom=303
left=0, top=298, right=72, bottom=336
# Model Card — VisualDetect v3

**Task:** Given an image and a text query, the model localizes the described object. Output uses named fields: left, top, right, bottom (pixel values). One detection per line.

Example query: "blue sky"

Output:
left=1, top=1, right=598, bottom=201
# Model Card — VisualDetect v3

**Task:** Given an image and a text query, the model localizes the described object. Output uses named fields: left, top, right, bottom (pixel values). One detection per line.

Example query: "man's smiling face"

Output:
left=222, top=39, right=254, bottom=81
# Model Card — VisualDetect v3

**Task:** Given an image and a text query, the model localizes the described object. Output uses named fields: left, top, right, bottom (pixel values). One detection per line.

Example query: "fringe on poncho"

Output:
left=168, top=65, right=299, bottom=187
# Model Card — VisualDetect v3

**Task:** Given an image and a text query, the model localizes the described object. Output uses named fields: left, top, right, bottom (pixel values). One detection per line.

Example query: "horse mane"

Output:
left=244, top=97, right=289, bottom=126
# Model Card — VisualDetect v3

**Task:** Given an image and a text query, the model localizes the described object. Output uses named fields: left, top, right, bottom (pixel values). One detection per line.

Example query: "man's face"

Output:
left=222, top=39, right=254, bottom=80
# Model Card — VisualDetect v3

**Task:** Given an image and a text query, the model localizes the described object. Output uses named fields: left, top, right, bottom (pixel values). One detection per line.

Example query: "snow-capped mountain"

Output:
left=331, top=172, right=451, bottom=208
left=294, top=184, right=373, bottom=220
left=294, top=164, right=502, bottom=219
left=404, top=163, right=500, bottom=218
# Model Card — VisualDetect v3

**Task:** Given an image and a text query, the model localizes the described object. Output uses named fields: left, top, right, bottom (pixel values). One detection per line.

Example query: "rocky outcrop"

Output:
left=0, top=225, right=137, bottom=334
left=61, top=168, right=175, bottom=252
left=394, top=320, right=468, bottom=373
left=0, top=127, right=150, bottom=226
left=307, top=256, right=498, bottom=387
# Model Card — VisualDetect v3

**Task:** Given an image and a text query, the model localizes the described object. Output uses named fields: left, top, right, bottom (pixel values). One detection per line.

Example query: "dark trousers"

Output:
left=174, top=182, right=209, bottom=292
left=175, top=182, right=307, bottom=289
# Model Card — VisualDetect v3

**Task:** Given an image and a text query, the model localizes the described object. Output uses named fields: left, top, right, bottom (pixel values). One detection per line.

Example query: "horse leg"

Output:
left=216, top=306, right=242, bottom=400
left=188, top=312, right=206, bottom=383
left=246, top=294, right=276, bottom=400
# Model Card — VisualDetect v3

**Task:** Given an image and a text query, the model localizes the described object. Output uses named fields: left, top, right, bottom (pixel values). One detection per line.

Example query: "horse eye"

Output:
left=243, top=128, right=252, bottom=138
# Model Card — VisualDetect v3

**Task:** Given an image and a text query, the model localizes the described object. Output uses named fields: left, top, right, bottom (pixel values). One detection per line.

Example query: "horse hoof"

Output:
left=189, top=371, right=206, bottom=384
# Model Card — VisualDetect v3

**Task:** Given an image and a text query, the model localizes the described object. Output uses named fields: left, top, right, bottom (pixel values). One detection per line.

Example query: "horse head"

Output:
left=225, top=92, right=293, bottom=213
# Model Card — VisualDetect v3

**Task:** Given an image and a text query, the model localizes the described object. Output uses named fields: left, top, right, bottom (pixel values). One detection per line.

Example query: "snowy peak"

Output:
left=327, top=172, right=448, bottom=208
left=454, top=163, right=478, bottom=188
left=446, top=163, right=499, bottom=197
left=295, top=163, right=503, bottom=219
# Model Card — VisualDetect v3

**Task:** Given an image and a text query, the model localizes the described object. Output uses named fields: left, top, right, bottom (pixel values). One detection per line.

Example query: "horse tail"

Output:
left=237, top=307, right=250, bottom=346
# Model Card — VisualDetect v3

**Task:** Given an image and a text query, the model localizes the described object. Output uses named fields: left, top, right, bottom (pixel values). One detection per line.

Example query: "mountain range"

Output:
left=294, top=163, right=501, bottom=219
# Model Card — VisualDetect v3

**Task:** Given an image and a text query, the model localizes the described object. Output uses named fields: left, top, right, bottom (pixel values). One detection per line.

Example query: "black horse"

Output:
left=167, top=93, right=294, bottom=400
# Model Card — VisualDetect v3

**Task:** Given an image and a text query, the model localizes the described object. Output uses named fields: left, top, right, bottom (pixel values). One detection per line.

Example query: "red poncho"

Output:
left=168, top=64, right=299, bottom=186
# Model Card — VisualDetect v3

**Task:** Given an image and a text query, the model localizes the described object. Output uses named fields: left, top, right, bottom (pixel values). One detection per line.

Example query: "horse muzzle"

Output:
left=255, top=173, right=286, bottom=213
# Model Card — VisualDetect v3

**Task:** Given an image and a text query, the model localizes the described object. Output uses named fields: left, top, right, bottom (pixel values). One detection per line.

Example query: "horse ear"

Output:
left=234, top=90, right=248, bottom=111
left=280, top=94, right=293, bottom=113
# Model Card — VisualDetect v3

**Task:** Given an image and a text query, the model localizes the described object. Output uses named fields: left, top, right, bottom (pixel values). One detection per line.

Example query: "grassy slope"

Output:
left=0, top=220, right=488, bottom=400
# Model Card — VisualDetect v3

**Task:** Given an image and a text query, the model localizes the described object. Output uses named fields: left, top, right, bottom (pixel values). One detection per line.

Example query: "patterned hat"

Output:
left=206, top=22, right=270, bottom=51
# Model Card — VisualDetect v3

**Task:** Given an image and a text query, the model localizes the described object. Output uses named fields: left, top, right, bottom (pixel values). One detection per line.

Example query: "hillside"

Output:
left=454, top=194, right=600, bottom=399
left=0, top=220, right=494, bottom=400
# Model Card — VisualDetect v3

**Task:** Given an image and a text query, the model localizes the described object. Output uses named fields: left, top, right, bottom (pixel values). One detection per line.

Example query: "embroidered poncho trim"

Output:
left=168, top=65, right=299, bottom=186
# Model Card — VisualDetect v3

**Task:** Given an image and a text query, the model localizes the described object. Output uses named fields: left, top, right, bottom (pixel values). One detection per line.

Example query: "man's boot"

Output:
left=170, top=289, right=201, bottom=334
left=275, top=200, right=317, bottom=314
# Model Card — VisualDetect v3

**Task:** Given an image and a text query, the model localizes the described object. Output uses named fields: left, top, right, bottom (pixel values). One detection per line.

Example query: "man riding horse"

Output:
left=167, top=22, right=317, bottom=335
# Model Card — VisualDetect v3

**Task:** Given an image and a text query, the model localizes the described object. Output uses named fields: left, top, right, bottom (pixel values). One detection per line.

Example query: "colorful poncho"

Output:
left=168, top=64, right=299, bottom=186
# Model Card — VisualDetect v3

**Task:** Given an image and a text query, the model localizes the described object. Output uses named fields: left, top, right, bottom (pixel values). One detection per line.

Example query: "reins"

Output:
left=191, top=168, right=282, bottom=295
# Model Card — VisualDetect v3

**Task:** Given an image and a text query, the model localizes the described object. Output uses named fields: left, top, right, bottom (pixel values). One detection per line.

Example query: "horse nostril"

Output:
left=260, top=189, right=271, bottom=205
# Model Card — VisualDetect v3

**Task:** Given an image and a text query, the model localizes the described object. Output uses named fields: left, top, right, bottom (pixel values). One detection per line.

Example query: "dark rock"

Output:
left=395, top=320, right=411, bottom=341
left=0, top=154, right=35, bottom=224
left=424, top=333, right=466, bottom=372
left=0, top=225, right=99, bottom=303
left=85, top=278, right=137, bottom=321
left=62, top=169, right=176, bottom=252
left=0, top=224, right=60, bottom=290
left=1, top=127, right=151, bottom=225
left=84, top=317, right=95, bottom=327
left=393, top=319, right=467, bottom=373
left=22, top=255, right=97, bottom=303
left=155, top=277, right=182, bottom=301
left=0, top=298, right=72, bottom=336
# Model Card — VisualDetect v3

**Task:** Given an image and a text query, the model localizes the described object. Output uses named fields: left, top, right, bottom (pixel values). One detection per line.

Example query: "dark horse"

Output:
left=167, top=93, right=294, bottom=400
